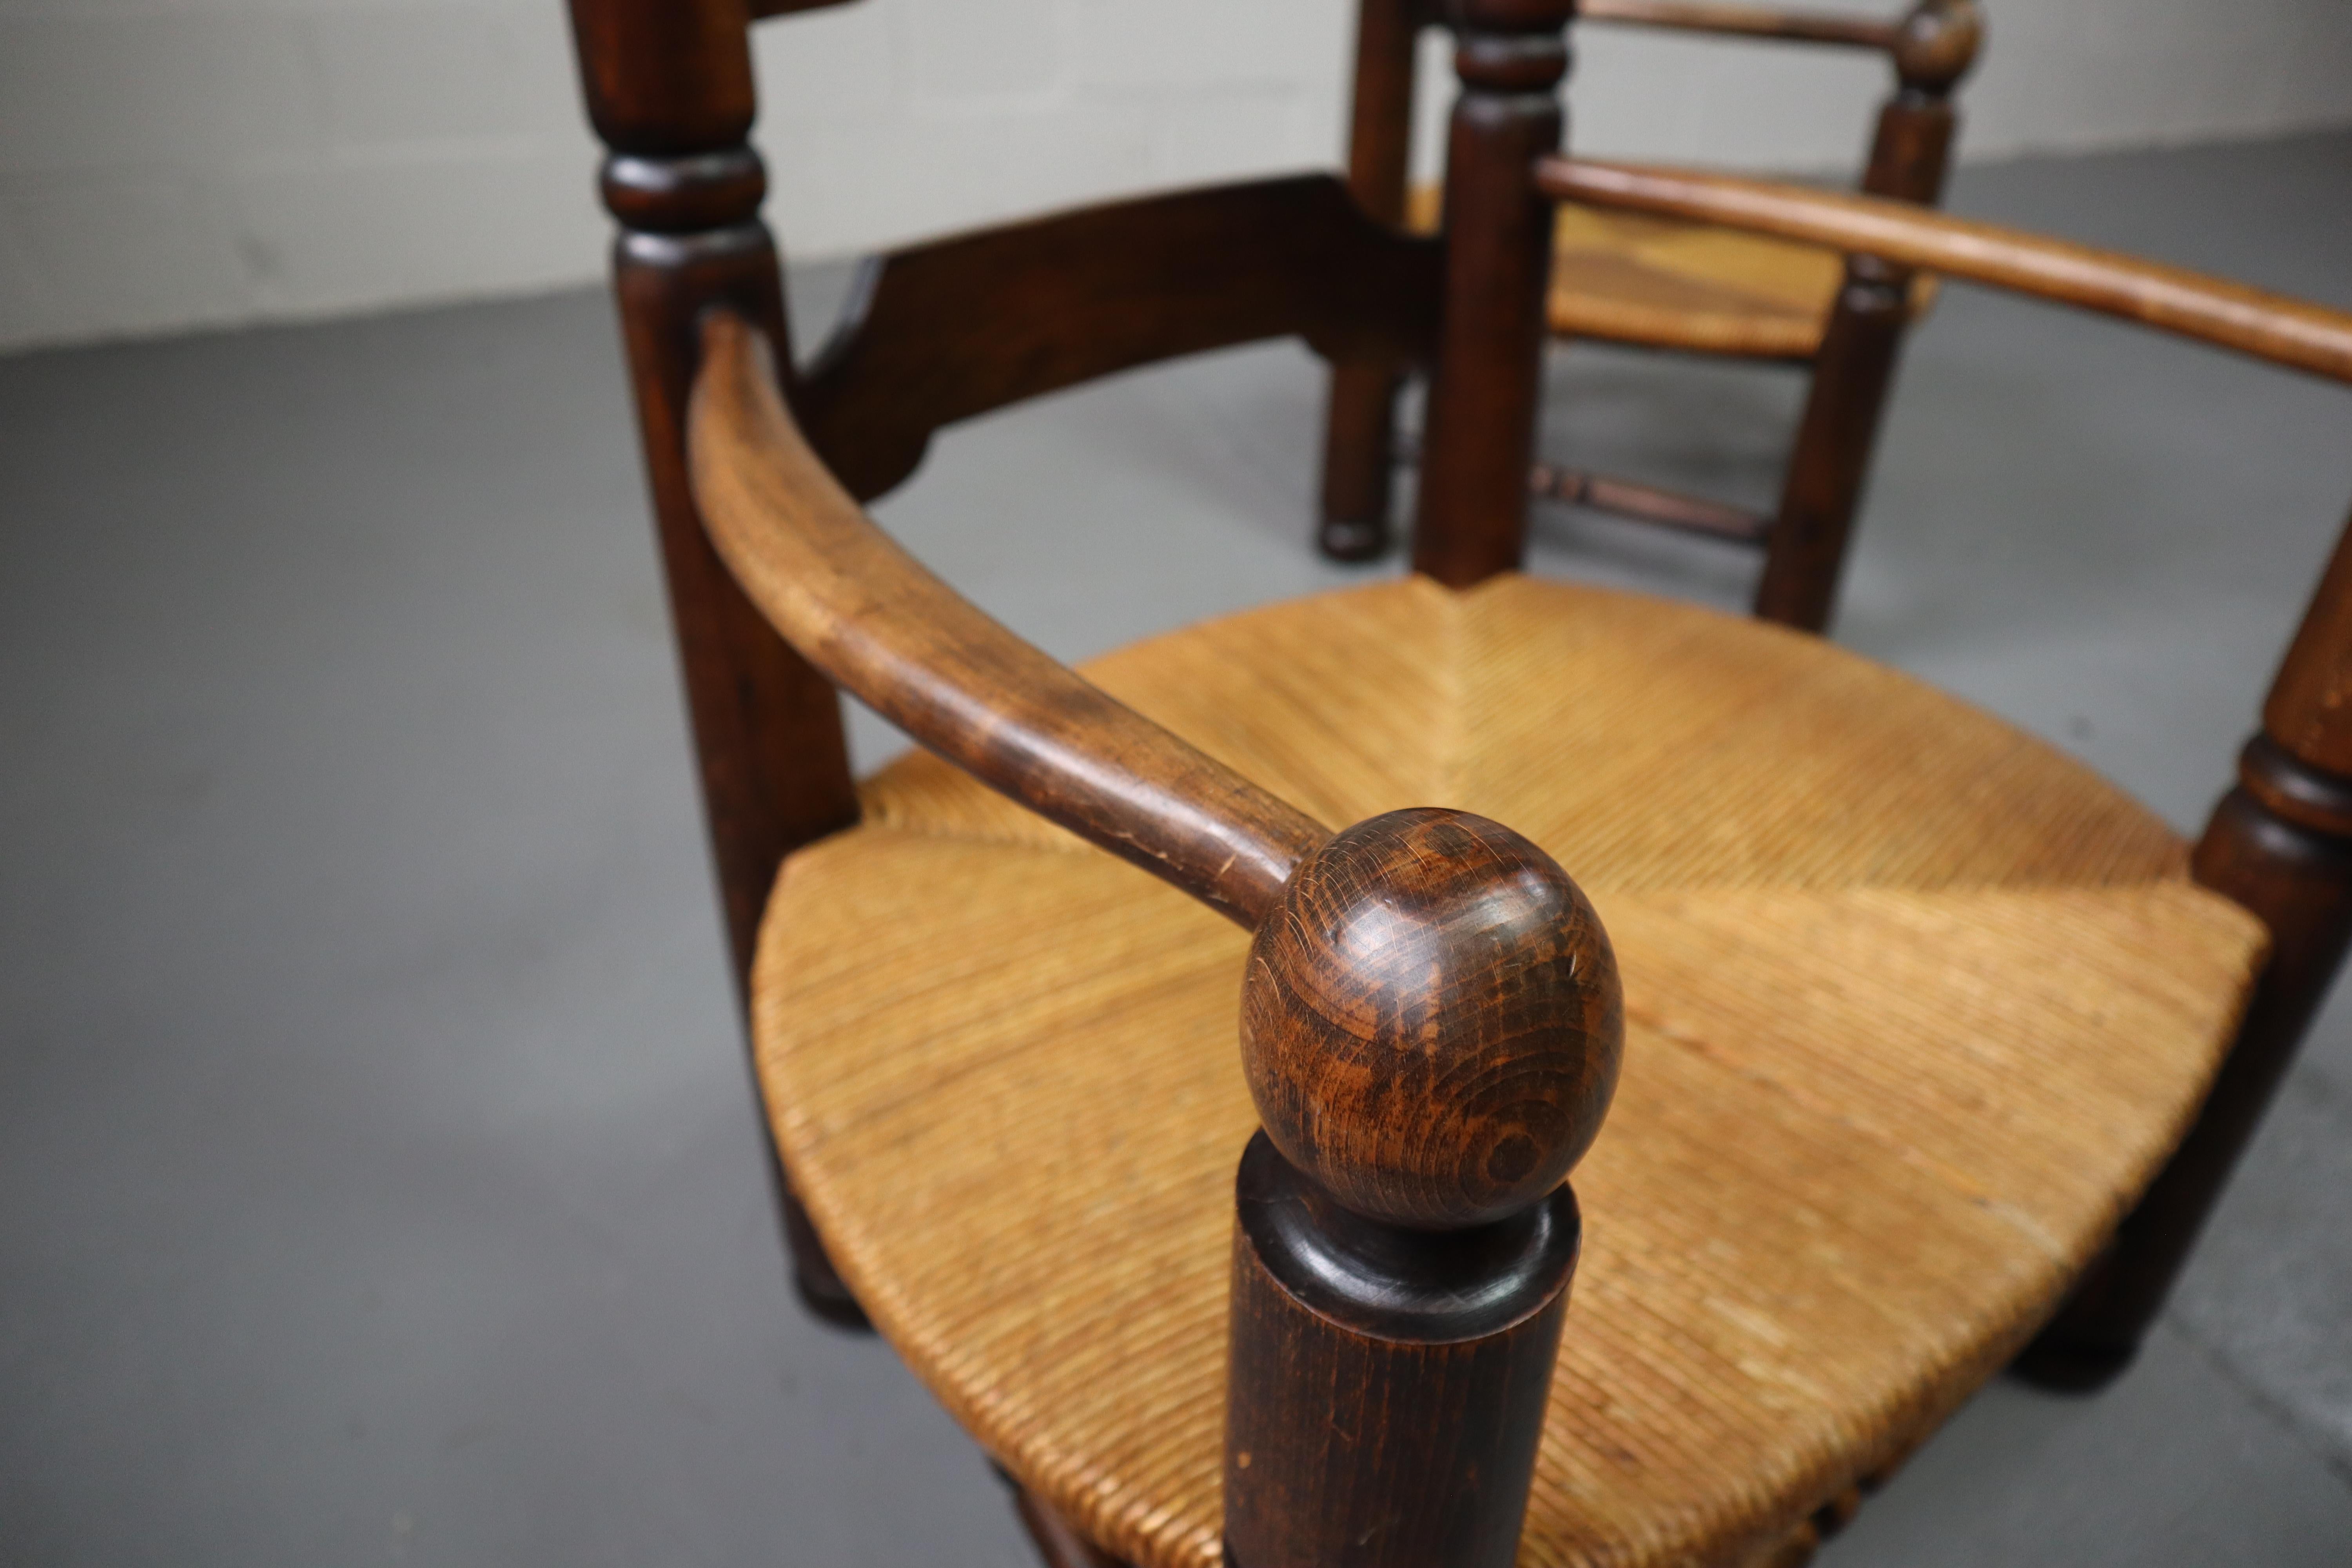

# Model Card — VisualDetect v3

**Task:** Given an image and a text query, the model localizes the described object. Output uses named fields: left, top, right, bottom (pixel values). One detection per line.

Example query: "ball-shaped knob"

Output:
left=1892, top=0, right=1984, bottom=91
left=1240, top=808, right=1622, bottom=1230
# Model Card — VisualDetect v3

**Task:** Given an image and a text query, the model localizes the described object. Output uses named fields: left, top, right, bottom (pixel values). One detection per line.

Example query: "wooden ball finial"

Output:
left=1239, top=808, right=1622, bottom=1230
left=1893, top=0, right=1984, bottom=91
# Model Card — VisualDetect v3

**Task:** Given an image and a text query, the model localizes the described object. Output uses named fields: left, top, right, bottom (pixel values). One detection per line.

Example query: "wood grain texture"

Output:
left=690, top=310, right=1330, bottom=928
left=797, top=176, right=1439, bottom=503
left=1225, top=806, right=1615, bottom=1568
left=1538, top=159, right=2352, bottom=385
left=1239, top=809, right=1622, bottom=1230
left=1413, top=0, right=1577, bottom=587
left=1224, top=1136, right=1581, bottom=1568
left=610, top=231, right=859, bottom=989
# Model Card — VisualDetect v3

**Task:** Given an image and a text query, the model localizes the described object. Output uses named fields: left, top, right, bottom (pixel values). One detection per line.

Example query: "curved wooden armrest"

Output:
left=686, top=310, right=1330, bottom=927
left=1538, top=158, right=2352, bottom=386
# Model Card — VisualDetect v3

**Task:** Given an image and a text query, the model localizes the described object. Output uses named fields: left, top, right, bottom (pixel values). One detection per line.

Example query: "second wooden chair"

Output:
left=1321, top=0, right=1983, bottom=635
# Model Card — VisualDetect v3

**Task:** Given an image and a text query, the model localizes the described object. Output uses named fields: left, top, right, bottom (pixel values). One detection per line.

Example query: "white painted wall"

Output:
left=2, top=0, right=2349, bottom=352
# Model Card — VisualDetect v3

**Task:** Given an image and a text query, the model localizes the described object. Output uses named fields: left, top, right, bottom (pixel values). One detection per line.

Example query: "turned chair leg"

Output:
left=1318, top=0, right=1424, bottom=561
left=2019, top=512, right=2352, bottom=1386
left=1412, top=1, right=1574, bottom=587
left=1755, top=5, right=1974, bottom=632
left=567, top=0, right=867, bottom=1329
left=1320, top=361, right=1406, bottom=561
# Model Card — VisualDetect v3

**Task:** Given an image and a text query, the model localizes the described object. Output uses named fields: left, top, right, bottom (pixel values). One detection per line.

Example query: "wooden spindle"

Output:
left=1412, top=0, right=1577, bottom=588
left=1319, top=0, right=1428, bottom=562
left=567, top=0, right=864, bottom=1325
left=1753, top=0, right=1982, bottom=631
left=1223, top=808, right=1622, bottom=1568
left=2021, top=508, right=2352, bottom=1386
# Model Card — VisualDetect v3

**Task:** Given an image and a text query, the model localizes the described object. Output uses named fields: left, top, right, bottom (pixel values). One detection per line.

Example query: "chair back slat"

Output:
left=799, top=177, right=1439, bottom=503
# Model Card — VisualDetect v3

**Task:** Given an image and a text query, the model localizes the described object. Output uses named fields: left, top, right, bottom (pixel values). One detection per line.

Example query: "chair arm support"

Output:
left=1537, top=157, right=2352, bottom=386
left=686, top=310, right=1330, bottom=928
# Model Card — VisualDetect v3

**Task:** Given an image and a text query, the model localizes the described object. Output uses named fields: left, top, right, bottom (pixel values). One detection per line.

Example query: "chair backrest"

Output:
left=565, top=0, right=1582, bottom=983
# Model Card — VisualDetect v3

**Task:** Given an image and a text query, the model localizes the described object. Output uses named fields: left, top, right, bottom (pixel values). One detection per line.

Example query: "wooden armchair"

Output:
left=565, top=0, right=2352, bottom=1563
left=1321, top=0, right=1983, bottom=636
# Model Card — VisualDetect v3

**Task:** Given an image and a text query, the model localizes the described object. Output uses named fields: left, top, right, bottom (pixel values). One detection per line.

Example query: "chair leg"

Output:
left=2018, top=511, right=2352, bottom=1387
left=1319, top=360, right=1403, bottom=560
left=1754, top=81, right=1958, bottom=632
left=1411, top=4, right=1571, bottom=587
left=1751, top=264, right=1908, bottom=632
left=1317, top=0, right=1422, bottom=562
left=2017, top=742, right=2352, bottom=1387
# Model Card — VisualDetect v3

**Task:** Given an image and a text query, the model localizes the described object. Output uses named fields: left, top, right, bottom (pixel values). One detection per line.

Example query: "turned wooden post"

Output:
left=1413, top=0, right=1577, bottom=588
left=1318, top=0, right=1429, bottom=562
left=2021, top=508, right=2352, bottom=1386
left=1223, top=809, right=1622, bottom=1568
left=566, top=0, right=864, bottom=1324
left=1753, top=0, right=1983, bottom=632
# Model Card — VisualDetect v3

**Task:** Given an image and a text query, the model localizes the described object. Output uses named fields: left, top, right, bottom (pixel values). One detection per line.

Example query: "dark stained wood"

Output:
left=691, top=310, right=1334, bottom=928
left=2021, top=515, right=2352, bottom=1387
left=567, top=0, right=866, bottom=1328
left=1319, top=0, right=1430, bottom=562
left=1320, top=364, right=1408, bottom=562
left=568, top=0, right=753, bottom=155
left=1538, top=159, right=2352, bottom=384
left=1753, top=256, right=1914, bottom=631
left=1226, top=1141, right=1579, bottom=1568
left=1225, top=808, right=1622, bottom=1568
left=1530, top=462, right=1772, bottom=543
left=748, top=0, right=862, bottom=17
left=1240, top=809, right=1622, bottom=1229
left=798, top=176, right=1440, bottom=503
left=1412, top=0, right=1577, bottom=587
left=609, top=235, right=858, bottom=981
left=1757, top=51, right=1965, bottom=630
left=1888, top=0, right=1984, bottom=92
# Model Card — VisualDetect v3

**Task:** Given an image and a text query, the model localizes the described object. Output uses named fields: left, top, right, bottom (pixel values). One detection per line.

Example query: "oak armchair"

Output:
left=1322, top=0, right=1983, bottom=637
left=564, top=0, right=2352, bottom=1563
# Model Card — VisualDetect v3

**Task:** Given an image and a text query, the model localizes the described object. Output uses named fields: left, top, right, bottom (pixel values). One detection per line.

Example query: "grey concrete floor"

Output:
left=4, top=131, right=2350, bottom=1566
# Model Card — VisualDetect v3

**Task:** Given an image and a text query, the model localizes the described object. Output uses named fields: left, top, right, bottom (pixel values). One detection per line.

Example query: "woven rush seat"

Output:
left=752, top=573, right=2263, bottom=1568
left=1410, top=185, right=1938, bottom=359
